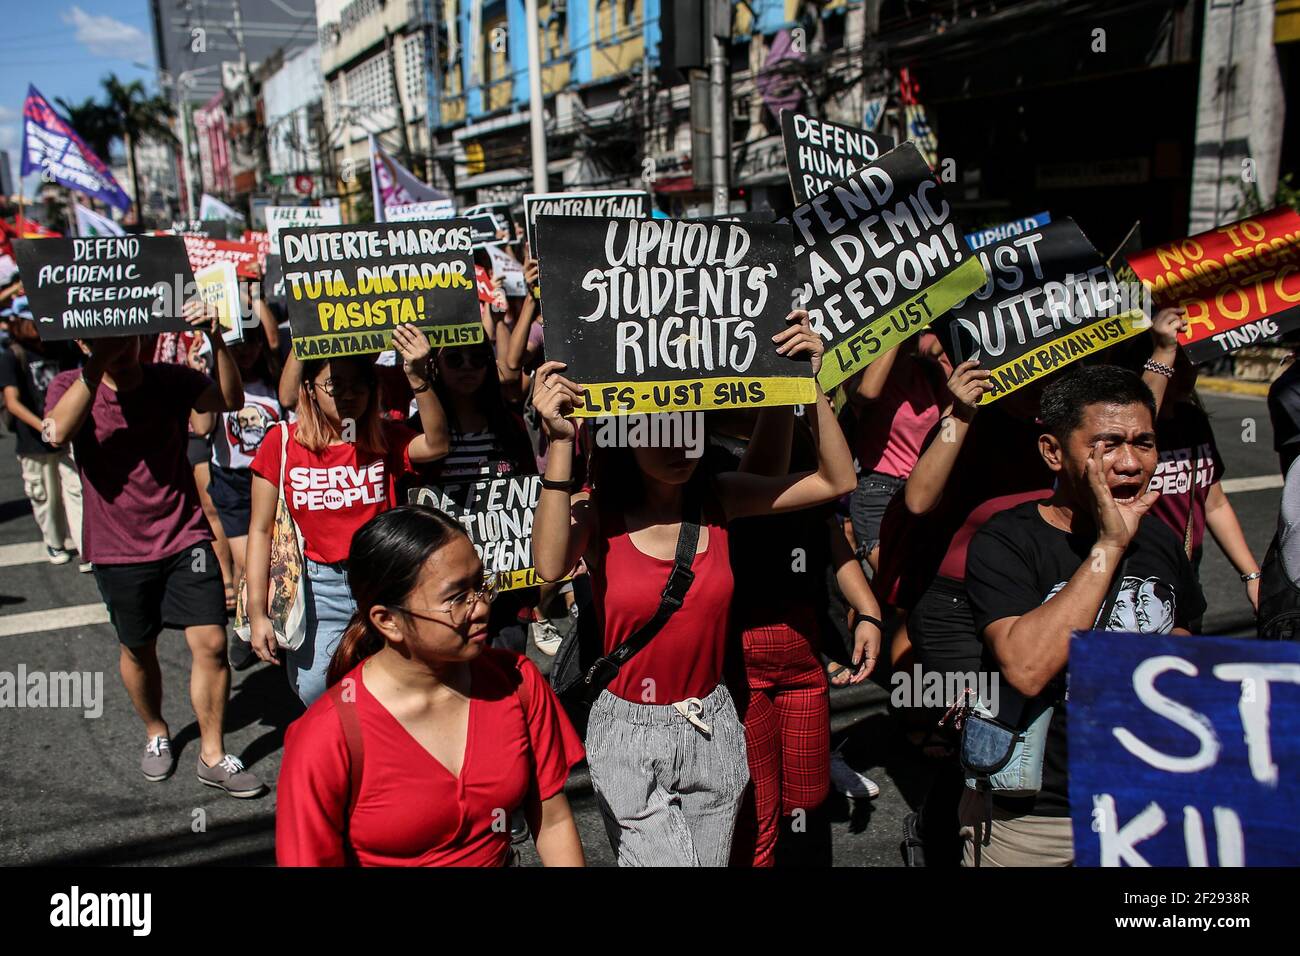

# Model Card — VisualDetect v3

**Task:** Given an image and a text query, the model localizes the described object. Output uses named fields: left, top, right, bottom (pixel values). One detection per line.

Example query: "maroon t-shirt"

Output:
left=1148, top=401, right=1223, bottom=558
left=46, top=363, right=213, bottom=565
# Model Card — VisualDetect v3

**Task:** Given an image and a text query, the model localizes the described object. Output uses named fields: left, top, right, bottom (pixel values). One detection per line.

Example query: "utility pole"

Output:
left=421, top=0, right=443, bottom=187
left=384, top=26, right=414, bottom=169
left=177, top=81, right=196, bottom=221
left=708, top=0, right=730, bottom=215
left=525, top=0, right=549, bottom=194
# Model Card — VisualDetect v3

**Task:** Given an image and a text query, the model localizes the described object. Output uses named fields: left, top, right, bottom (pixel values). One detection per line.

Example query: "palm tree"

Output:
left=100, top=74, right=176, bottom=215
left=54, top=96, right=118, bottom=167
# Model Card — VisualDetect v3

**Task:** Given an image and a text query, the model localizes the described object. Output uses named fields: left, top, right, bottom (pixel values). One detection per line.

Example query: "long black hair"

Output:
left=326, top=504, right=470, bottom=687
left=432, top=342, right=536, bottom=473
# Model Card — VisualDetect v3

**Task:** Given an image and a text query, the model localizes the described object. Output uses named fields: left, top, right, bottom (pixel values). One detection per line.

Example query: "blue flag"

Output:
left=20, top=84, right=131, bottom=212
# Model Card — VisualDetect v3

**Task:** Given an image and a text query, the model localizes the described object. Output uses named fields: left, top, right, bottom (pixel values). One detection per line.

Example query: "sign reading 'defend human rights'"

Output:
left=13, top=236, right=194, bottom=341
left=1068, top=631, right=1300, bottom=867
left=1126, top=206, right=1300, bottom=362
left=780, top=110, right=894, bottom=205
left=934, top=219, right=1147, bottom=403
left=790, top=142, right=986, bottom=390
left=537, top=217, right=816, bottom=415
left=281, top=221, right=480, bottom=359
left=523, top=190, right=650, bottom=258
left=409, top=477, right=560, bottom=590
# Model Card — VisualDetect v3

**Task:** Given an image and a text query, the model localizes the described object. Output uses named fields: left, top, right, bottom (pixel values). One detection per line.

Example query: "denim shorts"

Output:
left=850, top=471, right=907, bottom=556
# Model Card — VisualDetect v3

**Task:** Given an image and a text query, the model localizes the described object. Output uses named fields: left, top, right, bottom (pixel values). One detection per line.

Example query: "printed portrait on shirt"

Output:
left=227, top=396, right=281, bottom=455
left=1043, top=576, right=1176, bottom=634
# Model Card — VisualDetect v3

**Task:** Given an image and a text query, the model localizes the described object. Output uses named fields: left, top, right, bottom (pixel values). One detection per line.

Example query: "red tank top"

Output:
left=590, top=504, right=733, bottom=703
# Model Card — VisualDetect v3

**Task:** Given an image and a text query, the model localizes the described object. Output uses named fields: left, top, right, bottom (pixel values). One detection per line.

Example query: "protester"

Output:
left=44, top=302, right=265, bottom=797
left=244, top=325, right=449, bottom=706
left=531, top=309, right=857, bottom=867
left=1267, top=332, right=1300, bottom=474
left=0, top=314, right=86, bottom=569
left=276, top=505, right=585, bottom=866
left=960, top=365, right=1204, bottom=866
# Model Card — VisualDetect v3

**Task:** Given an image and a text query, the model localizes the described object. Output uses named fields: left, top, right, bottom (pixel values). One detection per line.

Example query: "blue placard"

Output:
left=1068, top=631, right=1300, bottom=866
left=964, top=212, right=1052, bottom=250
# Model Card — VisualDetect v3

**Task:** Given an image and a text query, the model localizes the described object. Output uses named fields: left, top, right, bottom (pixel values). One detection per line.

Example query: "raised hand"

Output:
left=1150, top=307, right=1188, bottom=359
left=392, top=324, right=432, bottom=386
left=947, top=359, right=994, bottom=421
left=531, top=360, right=583, bottom=442
left=1086, top=440, right=1159, bottom=554
left=772, top=308, right=824, bottom=375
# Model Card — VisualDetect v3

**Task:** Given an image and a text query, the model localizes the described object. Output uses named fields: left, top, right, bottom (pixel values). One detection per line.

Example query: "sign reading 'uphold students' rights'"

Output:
left=934, top=218, right=1148, bottom=402
left=523, top=190, right=650, bottom=258
left=1125, top=206, right=1300, bottom=362
left=536, top=216, right=816, bottom=415
left=14, top=236, right=194, bottom=341
left=789, top=142, right=986, bottom=390
left=410, top=476, right=562, bottom=590
left=781, top=109, right=895, bottom=205
left=281, top=221, right=481, bottom=359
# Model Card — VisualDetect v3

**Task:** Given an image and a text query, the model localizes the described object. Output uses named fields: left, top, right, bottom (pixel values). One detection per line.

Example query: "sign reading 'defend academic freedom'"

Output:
left=780, top=109, right=894, bottom=205
left=789, top=142, right=986, bottom=390
left=537, top=216, right=816, bottom=415
left=410, top=477, right=559, bottom=590
left=281, top=221, right=481, bottom=359
left=523, top=190, right=650, bottom=258
left=934, top=219, right=1147, bottom=403
left=1068, top=631, right=1300, bottom=867
left=1125, top=206, right=1300, bottom=362
left=964, top=211, right=1052, bottom=251
left=13, top=236, right=194, bottom=341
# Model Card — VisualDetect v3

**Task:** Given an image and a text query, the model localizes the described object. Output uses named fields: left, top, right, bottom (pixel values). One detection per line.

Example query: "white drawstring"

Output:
left=671, top=697, right=712, bottom=736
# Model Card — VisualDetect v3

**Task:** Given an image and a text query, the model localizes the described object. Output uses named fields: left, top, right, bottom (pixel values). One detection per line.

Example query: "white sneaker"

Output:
left=531, top=618, right=564, bottom=656
left=830, top=749, right=880, bottom=799
left=46, top=546, right=71, bottom=566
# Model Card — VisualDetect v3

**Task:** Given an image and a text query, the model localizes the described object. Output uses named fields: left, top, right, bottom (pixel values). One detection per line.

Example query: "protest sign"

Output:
left=280, top=220, right=480, bottom=359
left=194, top=260, right=243, bottom=344
left=1125, top=207, right=1300, bottom=362
left=1068, top=631, right=1300, bottom=866
left=467, top=213, right=502, bottom=245
left=13, top=236, right=193, bottom=341
left=263, top=255, right=285, bottom=310
left=934, top=218, right=1147, bottom=403
left=789, top=141, right=986, bottom=390
left=523, top=190, right=650, bottom=258
left=537, top=216, right=816, bottom=415
left=385, top=199, right=456, bottom=222
left=265, top=205, right=342, bottom=253
left=181, top=235, right=261, bottom=279
left=781, top=110, right=894, bottom=205
left=409, top=476, right=561, bottom=590
left=484, top=242, right=526, bottom=297
left=965, top=211, right=1052, bottom=251
left=172, top=219, right=230, bottom=240
left=475, top=264, right=506, bottom=313
left=464, top=202, right=515, bottom=241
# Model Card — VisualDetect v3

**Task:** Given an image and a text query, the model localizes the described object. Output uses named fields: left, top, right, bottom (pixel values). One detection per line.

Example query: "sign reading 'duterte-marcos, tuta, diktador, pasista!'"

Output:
left=536, top=215, right=817, bottom=415
left=13, top=236, right=195, bottom=341
left=281, top=220, right=481, bottom=359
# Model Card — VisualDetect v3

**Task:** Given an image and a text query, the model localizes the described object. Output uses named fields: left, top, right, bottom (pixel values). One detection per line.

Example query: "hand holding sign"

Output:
left=1149, top=307, right=1188, bottom=362
left=1086, top=441, right=1160, bottom=558
left=392, top=323, right=433, bottom=387
left=946, top=359, right=993, bottom=422
left=182, top=296, right=220, bottom=339
left=532, top=360, right=584, bottom=442
left=771, top=309, right=823, bottom=376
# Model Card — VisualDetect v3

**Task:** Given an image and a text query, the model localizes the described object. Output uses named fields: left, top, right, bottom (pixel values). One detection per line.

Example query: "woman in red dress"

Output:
left=276, top=505, right=585, bottom=866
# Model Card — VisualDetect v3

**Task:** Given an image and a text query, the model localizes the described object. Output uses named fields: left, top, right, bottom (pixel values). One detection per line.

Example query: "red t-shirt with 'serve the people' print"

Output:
left=249, top=419, right=416, bottom=564
left=275, top=649, right=584, bottom=867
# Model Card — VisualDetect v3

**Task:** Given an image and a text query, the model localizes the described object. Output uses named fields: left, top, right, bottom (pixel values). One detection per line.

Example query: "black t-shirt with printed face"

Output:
left=964, top=500, right=1206, bottom=817
left=0, top=346, right=69, bottom=455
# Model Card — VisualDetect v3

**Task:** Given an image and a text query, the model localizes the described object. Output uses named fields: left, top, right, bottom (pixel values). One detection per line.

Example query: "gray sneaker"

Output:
left=141, top=735, right=175, bottom=781
left=197, top=754, right=266, bottom=798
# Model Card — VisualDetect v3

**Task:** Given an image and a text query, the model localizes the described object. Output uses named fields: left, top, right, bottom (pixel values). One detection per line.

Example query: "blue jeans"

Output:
left=289, top=558, right=355, bottom=707
left=850, top=472, right=907, bottom=563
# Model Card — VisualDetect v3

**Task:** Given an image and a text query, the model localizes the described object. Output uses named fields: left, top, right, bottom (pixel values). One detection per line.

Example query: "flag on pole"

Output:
left=200, top=193, right=245, bottom=223
left=20, top=85, right=131, bottom=212
left=74, top=203, right=125, bottom=237
left=368, top=134, right=448, bottom=223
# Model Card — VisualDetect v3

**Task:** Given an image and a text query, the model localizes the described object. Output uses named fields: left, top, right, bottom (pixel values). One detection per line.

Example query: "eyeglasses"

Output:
left=395, top=572, right=500, bottom=628
left=443, top=350, right=491, bottom=370
left=311, top=376, right=374, bottom=398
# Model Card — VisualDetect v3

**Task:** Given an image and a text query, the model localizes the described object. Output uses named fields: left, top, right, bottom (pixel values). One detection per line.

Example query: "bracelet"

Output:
left=540, top=475, right=574, bottom=492
left=1241, top=571, right=1261, bottom=582
left=1143, top=358, right=1175, bottom=378
left=851, top=610, right=884, bottom=633
left=410, top=381, right=431, bottom=394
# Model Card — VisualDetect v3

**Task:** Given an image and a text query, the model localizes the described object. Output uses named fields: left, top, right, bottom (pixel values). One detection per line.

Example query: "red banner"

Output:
left=1126, top=206, right=1300, bottom=361
left=181, top=236, right=261, bottom=279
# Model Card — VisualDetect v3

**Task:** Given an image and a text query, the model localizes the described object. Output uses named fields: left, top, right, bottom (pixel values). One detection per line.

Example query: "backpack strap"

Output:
left=327, top=680, right=365, bottom=859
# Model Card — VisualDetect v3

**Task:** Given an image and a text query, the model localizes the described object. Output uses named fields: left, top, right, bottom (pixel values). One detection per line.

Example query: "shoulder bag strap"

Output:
left=581, top=491, right=703, bottom=696
left=1183, top=444, right=1200, bottom=560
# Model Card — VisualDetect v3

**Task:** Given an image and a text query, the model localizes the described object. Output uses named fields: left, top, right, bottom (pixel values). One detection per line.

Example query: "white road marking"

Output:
left=1221, top=474, right=1284, bottom=494
left=0, top=603, right=109, bottom=638
left=0, top=542, right=54, bottom=567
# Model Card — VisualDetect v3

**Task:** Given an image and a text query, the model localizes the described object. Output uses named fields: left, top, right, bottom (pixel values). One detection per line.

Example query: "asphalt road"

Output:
left=0, top=390, right=1281, bottom=867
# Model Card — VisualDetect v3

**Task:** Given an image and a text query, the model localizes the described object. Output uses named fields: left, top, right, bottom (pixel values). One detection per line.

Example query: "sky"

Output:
left=0, top=0, right=158, bottom=194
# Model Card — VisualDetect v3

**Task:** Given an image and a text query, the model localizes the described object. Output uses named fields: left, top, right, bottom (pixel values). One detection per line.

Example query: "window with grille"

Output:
left=403, top=33, right=426, bottom=116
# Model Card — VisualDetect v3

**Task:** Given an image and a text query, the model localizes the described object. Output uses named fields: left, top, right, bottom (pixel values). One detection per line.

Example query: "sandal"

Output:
left=825, top=660, right=854, bottom=688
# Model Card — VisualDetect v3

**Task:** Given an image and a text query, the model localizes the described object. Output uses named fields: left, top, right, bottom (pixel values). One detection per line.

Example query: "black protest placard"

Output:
left=537, top=216, right=816, bottom=415
left=409, top=476, right=560, bottom=590
left=781, top=110, right=895, bottom=206
left=790, top=141, right=987, bottom=391
left=262, top=254, right=286, bottom=310
left=172, top=219, right=231, bottom=240
left=934, top=218, right=1148, bottom=403
left=280, top=220, right=482, bottom=360
left=13, top=236, right=194, bottom=341
left=523, top=190, right=650, bottom=258
left=464, top=202, right=515, bottom=241
left=467, top=213, right=500, bottom=245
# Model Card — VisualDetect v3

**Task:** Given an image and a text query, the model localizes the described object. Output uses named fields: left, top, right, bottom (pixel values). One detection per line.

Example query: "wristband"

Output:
left=540, top=476, right=574, bottom=492
left=851, top=610, right=883, bottom=633
left=1241, top=571, right=1261, bottom=583
left=410, top=381, right=431, bottom=394
left=1143, top=358, right=1175, bottom=378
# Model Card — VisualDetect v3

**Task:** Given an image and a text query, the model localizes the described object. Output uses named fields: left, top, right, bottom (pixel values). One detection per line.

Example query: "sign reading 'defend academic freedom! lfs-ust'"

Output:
left=281, top=221, right=481, bottom=359
left=536, top=216, right=817, bottom=415
left=789, top=142, right=986, bottom=390
left=1068, top=631, right=1300, bottom=866
left=13, top=236, right=195, bottom=342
